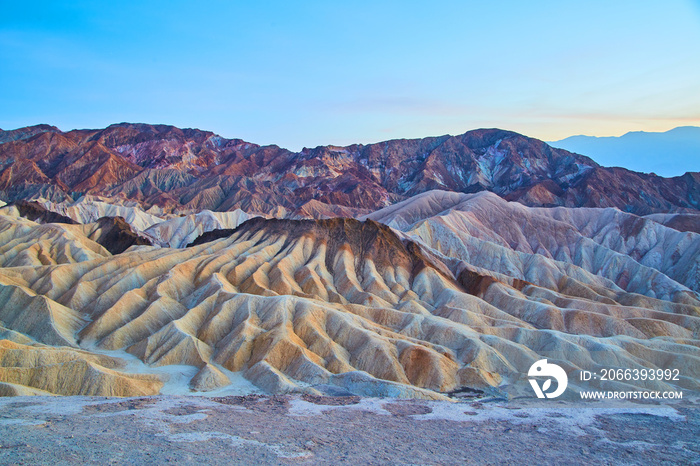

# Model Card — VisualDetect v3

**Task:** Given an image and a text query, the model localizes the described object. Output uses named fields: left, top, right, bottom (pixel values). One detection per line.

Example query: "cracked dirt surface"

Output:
left=0, top=395, right=698, bottom=465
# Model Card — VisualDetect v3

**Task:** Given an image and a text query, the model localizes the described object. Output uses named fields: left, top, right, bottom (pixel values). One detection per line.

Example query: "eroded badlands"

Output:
left=0, top=191, right=698, bottom=398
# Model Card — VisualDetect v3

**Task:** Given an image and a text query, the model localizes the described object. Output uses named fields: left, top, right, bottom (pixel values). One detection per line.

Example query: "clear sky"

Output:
left=1, top=0, right=699, bottom=152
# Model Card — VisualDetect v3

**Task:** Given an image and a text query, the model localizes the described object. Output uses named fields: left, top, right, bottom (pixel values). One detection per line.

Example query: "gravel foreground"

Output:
left=0, top=394, right=698, bottom=465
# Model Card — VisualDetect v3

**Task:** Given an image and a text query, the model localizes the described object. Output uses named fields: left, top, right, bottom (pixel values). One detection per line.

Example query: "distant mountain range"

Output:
left=549, top=126, right=700, bottom=177
left=1, top=123, right=698, bottom=216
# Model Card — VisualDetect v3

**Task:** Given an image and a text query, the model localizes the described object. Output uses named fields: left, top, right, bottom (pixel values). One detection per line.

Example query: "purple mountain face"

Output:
left=1, top=123, right=698, bottom=216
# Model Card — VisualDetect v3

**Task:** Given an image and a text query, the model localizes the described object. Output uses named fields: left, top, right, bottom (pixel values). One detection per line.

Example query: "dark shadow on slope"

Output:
left=89, top=216, right=152, bottom=254
left=10, top=200, right=77, bottom=224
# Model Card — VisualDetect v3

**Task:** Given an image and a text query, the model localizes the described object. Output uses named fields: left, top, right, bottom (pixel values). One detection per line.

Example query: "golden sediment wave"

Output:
left=0, top=193, right=699, bottom=398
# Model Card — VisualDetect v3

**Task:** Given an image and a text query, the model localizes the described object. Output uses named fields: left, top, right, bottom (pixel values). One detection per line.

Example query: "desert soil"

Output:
left=0, top=394, right=698, bottom=465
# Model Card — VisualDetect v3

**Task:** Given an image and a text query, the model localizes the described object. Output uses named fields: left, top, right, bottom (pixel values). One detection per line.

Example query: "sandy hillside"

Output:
left=0, top=192, right=698, bottom=399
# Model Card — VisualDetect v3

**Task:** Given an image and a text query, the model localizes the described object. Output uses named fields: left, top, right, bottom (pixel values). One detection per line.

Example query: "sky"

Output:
left=1, top=0, right=700, bottom=154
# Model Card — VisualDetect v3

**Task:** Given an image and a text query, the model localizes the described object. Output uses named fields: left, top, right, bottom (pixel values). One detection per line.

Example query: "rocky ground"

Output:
left=0, top=395, right=698, bottom=465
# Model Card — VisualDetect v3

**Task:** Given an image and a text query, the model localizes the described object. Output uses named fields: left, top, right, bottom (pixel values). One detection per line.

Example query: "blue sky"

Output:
left=1, top=0, right=699, bottom=153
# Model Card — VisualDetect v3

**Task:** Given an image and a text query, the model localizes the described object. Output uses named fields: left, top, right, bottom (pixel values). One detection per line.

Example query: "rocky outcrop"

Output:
left=645, top=213, right=700, bottom=234
left=0, top=210, right=151, bottom=261
left=85, top=216, right=152, bottom=254
left=0, top=340, right=163, bottom=396
left=190, top=364, right=231, bottom=391
left=186, top=227, right=238, bottom=247
left=144, top=209, right=254, bottom=248
left=364, top=190, right=700, bottom=296
left=7, top=200, right=76, bottom=224
left=0, top=214, right=112, bottom=266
